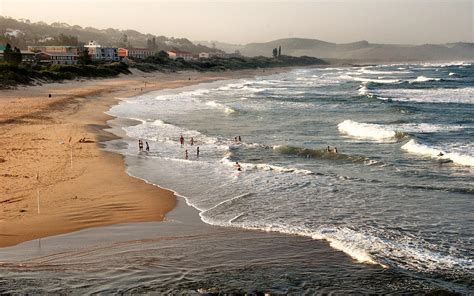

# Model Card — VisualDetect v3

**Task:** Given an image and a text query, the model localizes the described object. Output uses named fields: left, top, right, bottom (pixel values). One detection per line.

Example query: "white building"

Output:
left=167, top=50, right=194, bottom=61
left=199, top=52, right=210, bottom=59
left=84, top=40, right=119, bottom=61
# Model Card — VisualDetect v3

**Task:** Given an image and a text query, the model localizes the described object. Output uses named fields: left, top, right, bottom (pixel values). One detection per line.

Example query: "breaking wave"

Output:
left=401, top=140, right=474, bottom=167
left=337, top=120, right=406, bottom=141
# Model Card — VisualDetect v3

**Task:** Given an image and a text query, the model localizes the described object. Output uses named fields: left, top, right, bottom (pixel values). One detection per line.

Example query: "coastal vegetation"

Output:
left=132, top=54, right=327, bottom=73
left=0, top=62, right=130, bottom=88
left=0, top=54, right=326, bottom=88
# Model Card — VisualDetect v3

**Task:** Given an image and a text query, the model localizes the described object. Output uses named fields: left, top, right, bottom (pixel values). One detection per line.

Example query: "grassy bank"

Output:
left=133, top=55, right=327, bottom=72
left=0, top=62, right=130, bottom=88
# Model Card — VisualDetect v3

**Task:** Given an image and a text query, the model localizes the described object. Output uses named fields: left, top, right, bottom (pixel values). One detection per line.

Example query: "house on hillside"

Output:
left=35, top=52, right=78, bottom=65
left=84, top=41, right=118, bottom=61
left=118, top=48, right=154, bottom=59
left=167, top=50, right=194, bottom=61
left=0, top=45, right=35, bottom=63
left=199, top=52, right=210, bottom=59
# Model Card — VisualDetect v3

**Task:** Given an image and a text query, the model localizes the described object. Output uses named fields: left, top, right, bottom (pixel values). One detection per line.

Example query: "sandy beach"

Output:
left=0, top=68, right=282, bottom=248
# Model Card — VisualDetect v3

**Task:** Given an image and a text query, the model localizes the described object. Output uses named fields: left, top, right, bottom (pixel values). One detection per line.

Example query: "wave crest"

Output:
left=401, top=140, right=474, bottom=167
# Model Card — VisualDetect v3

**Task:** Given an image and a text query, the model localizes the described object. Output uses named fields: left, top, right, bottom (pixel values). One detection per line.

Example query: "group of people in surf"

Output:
left=326, top=146, right=338, bottom=154
left=138, top=139, right=149, bottom=152
left=179, top=135, right=200, bottom=160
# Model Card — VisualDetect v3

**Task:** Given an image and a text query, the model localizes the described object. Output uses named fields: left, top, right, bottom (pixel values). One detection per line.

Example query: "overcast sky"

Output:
left=1, top=0, right=472, bottom=44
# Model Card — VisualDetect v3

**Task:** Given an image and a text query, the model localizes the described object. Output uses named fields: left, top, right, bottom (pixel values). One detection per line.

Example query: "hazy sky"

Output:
left=1, top=0, right=472, bottom=44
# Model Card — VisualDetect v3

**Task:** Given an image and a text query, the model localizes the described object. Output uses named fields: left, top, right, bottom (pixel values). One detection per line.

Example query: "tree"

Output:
left=78, top=47, right=92, bottom=65
left=278, top=46, right=281, bottom=57
left=158, top=50, right=169, bottom=58
left=120, top=34, right=128, bottom=48
left=272, top=48, right=278, bottom=58
left=152, top=37, right=157, bottom=50
left=3, top=43, right=22, bottom=65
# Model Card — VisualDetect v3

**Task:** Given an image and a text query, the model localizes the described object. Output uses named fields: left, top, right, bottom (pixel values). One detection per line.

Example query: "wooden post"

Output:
left=36, top=172, right=40, bottom=215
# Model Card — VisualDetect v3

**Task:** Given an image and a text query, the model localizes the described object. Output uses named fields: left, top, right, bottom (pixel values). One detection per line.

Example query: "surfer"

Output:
left=438, top=152, right=444, bottom=157
left=180, top=135, right=184, bottom=147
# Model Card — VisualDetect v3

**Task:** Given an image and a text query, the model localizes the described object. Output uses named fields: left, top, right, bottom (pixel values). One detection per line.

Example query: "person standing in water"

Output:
left=185, top=150, right=188, bottom=159
left=234, top=161, right=242, bottom=171
left=138, top=139, right=143, bottom=151
left=238, top=136, right=241, bottom=142
left=145, top=141, right=149, bottom=152
left=196, top=146, right=200, bottom=158
left=190, top=137, right=194, bottom=146
left=180, top=135, right=184, bottom=147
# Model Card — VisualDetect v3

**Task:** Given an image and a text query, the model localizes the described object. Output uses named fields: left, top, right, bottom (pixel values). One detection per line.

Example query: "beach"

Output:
left=0, top=64, right=472, bottom=293
left=0, top=68, right=282, bottom=248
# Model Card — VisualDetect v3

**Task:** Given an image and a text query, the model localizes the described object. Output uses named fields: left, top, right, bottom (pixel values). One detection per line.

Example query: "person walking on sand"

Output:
left=190, top=137, right=194, bottom=146
left=145, top=141, right=149, bottom=152
left=196, top=146, right=200, bottom=158
left=185, top=149, right=188, bottom=159
left=180, top=135, right=184, bottom=147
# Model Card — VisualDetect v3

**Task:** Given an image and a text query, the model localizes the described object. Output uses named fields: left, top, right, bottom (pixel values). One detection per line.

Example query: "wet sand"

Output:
left=0, top=195, right=457, bottom=294
left=0, top=68, right=283, bottom=248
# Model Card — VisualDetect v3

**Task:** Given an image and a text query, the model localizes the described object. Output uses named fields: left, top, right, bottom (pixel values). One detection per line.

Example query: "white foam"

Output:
left=338, top=120, right=397, bottom=141
left=220, top=155, right=314, bottom=175
left=373, top=87, right=474, bottom=104
left=205, top=100, right=236, bottom=114
left=411, top=76, right=441, bottom=83
left=359, top=68, right=411, bottom=75
left=401, top=139, right=474, bottom=167
left=353, top=77, right=401, bottom=84
left=393, top=123, right=468, bottom=133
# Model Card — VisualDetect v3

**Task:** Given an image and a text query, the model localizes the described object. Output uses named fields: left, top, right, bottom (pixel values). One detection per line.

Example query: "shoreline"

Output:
left=0, top=67, right=293, bottom=248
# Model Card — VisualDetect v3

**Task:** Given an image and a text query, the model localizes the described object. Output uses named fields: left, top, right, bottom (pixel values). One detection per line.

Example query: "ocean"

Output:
left=106, top=62, right=473, bottom=291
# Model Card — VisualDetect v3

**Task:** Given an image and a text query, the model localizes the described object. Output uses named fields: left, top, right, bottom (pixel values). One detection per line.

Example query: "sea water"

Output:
left=108, top=62, right=473, bottom=287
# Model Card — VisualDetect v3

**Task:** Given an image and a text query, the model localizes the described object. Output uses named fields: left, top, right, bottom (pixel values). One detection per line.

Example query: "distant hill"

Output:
left=213, top=38, right=474, bottom=62
left=0, top=16, right=222, bottom=54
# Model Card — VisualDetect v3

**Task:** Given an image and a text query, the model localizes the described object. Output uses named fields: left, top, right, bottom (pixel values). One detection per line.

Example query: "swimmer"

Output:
left=234, top=161, right=242, bottom=171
